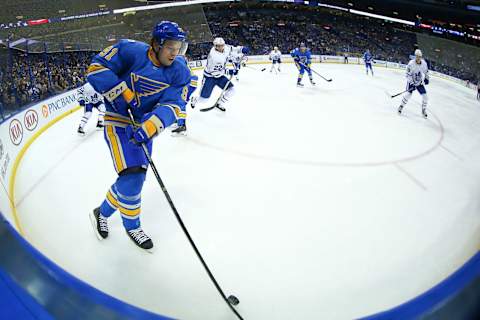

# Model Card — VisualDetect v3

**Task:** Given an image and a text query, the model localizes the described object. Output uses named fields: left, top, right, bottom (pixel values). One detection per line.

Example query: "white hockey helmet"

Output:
left=213, top=37, right=225, bottom=46
left=274, top=46, right=278, bottom=50
left=415, top=49, right=423, bottom=57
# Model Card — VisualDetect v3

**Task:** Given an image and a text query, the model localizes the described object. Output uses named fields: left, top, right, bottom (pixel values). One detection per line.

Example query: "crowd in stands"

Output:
left=201, top=6, right=478, bottom=82
left=0, top=4, right=478, bottom=115
left=203, top=7, right=417, bottom=63
left=0, top=51, right=93, bottom=113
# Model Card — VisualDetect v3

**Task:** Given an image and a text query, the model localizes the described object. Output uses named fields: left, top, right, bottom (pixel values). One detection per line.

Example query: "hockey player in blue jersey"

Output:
left=86, top=21, right=191, bottom=251
left=291, top=43, right=315, bottom=87
left=363, top=49, right=374, bottom=76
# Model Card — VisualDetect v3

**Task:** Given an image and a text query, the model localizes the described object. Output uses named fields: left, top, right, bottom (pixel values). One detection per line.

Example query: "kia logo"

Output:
left=9, top=119, right=23, bottom=146
left=24, top=109, right=39, bottom=131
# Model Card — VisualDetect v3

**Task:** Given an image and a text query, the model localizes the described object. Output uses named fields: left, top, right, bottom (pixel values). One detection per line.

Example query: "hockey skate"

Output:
left=397, top=106, right=403, bottom=115
left=297, top=82, right=304, bottom=88
left=127, top=228, right=153, bottom=251
left=77, top=126, right=86, bottom=136
left=171, top=125, right=187, bottom=136
left=90, top=207, right=109, bottom=240
left=96, top=121, right=104, bottom=130
left=422, top=108, right=428, bottom=119
left=310, top=79, right=316, bottom=86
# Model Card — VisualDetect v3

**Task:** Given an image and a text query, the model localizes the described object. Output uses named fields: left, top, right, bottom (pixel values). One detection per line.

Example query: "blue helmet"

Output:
left=152, top=21, right=188, bottom=55
left=152, top=21, right=186, bottom=44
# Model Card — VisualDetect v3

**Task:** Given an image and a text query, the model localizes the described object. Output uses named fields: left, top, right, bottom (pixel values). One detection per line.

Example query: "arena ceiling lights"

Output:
left=113, top=0, right=233, bottom=14
left=349, top=9, right=415, bottom=26
left=112, top=0, right=414, bottom=28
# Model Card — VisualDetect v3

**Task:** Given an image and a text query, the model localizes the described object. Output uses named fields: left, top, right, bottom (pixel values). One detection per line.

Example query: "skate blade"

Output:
left=127, top=238, right=155, bottom=254
left=89, top=211, right=105, bottom=241
left=171, top=132, right=187, bottom=137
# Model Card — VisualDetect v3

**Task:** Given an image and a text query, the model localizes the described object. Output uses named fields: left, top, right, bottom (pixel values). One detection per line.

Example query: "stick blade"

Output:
left=200, top=106, right=216, bottom=112
left=384, top=90, right=392, bottom=97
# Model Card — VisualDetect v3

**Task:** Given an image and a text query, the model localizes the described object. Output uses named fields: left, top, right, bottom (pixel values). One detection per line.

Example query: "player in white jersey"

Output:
left=229, top=49, right=246, bottom=81
left=191, top=37, right=248, bottom=111
left=398, top=49, right=430, bottom=118
left=269, top=46, right=282, bottom=73
left=76, top=82, right=105, bottom=135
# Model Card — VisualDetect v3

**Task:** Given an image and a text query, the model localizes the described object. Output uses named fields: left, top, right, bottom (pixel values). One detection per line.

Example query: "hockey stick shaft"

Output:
left=200, top=74, right=233, bottom=112
left=245, top=65, right=266, bottom=72
left=390, top=90, right=408, bottom=98
left=298, top=62, right=332, bottom=82
left=126, top=109, right=244, bottom=320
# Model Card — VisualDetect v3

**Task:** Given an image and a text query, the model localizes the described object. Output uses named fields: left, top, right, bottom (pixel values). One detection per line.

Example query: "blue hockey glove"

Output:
left=126, top=113, right=160, bottom=145
left=424, top=78, right=429, bottom=85
left=111, top=88, right=138, bottom=114
left=241, top=46, right=249, bottom=55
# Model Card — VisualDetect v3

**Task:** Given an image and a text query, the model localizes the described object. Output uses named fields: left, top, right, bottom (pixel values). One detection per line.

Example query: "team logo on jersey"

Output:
left=130, top=73, right=170, bottom=107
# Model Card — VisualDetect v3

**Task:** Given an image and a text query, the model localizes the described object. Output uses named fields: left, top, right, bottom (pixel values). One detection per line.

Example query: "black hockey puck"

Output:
left=227, top=295, right=240, bottom=306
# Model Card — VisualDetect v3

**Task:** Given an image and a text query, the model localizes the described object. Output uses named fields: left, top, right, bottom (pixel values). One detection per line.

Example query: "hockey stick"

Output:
left=126, top=108, right=244, bottom=320
left=298, top=62, right=332, bottom=82
left=245, top=65, right=266, bottom=72
left=389, top=89, right=408, bottom=98
left=200, top=75, right=233, bottom=112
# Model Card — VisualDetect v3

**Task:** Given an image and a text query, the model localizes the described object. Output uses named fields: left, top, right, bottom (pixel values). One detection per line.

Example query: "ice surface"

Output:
left=14, top=63, right=480, bottom=319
